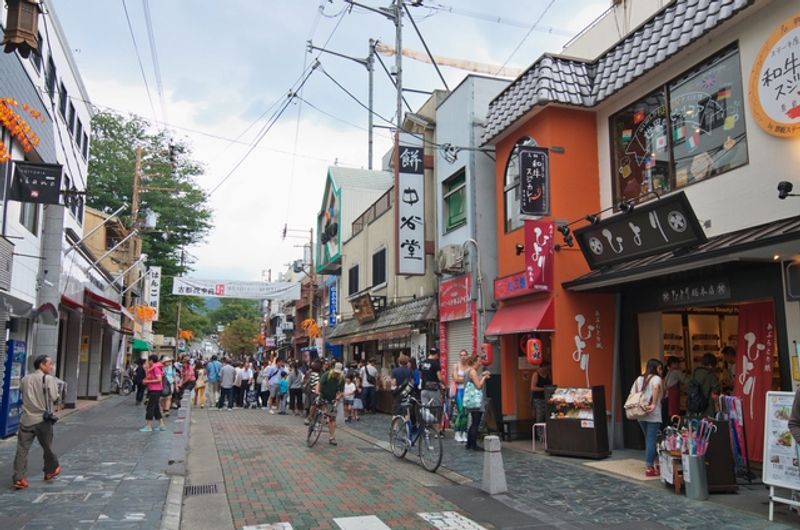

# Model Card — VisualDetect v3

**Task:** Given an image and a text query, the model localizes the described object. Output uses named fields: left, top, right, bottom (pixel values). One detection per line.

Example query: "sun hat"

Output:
left=333, top=362, right=343, bottom=374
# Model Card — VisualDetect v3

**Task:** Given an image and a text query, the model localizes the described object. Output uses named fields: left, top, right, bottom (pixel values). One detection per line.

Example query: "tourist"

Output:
left=464, top=355, right=490, bottom=451
left=218, top=358, right=236, bottom=410
left=360, top=358, right=379, bottom=414
left=133, top=358, right=146, bottom=406
left=663, top=356, right=688, bottom=420
left=194, top=362, right=207, bottom=408
left=160, top=357, right=175, bottom=416
left=343, top=375, right=355, bottom=422
left=288, top=362, right=305, bottom=415
left=629, top=358, right=663, bottom=477
left=205, top=355, right=222, bottom=407
left=140, top=354, right=166, bottom=433
left=259, top=363, right=271, bottom=410
left=530, top=363, right=552, bottom=427
left=453, top=350, right=469, bottom=443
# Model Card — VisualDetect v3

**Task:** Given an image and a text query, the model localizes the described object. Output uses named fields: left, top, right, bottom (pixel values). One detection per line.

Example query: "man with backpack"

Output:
left=687, top=353, right=721, bottom=417
left=360, top=358, right=378, bottom=414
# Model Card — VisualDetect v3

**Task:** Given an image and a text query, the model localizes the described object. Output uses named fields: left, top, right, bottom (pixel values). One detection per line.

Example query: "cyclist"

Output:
left=419, top=347, right=443, bottom=437
left=316, top=361, right=345, bottom=446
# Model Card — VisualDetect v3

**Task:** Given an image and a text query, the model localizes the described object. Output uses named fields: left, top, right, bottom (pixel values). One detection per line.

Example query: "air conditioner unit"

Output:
left=437, top=244, right=465, bottom=274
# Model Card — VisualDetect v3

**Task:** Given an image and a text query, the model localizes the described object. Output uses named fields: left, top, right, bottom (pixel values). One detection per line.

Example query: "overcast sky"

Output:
left=50, top=0, right=609, bottom=282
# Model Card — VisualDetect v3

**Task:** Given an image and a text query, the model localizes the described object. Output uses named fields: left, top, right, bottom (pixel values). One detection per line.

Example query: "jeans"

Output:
left=361, top=385, right=376, bottom=412
left=279, top=393, right=288, bottom=414
left=219, top=387, right=234, bottom=409
left=638, top=420, right=660, bottom=467
left=467, top=410, right=483, bottom=449
left=13, top=421, right=59, bottom=482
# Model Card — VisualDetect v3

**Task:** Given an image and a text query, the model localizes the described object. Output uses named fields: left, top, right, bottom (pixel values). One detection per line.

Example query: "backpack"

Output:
left=687, top=371, right=710, bottom=414
left=624, top=376, right=651, bottom=420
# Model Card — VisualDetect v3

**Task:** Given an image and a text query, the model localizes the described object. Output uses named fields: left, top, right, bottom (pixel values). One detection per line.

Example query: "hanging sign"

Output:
left=519, top=146, right=550, bottom=216
left=734, top=300, right=776, bottom=463
left=9, top=161, right=62, bottom=204
left=328, top=285, right=337, bottom=327
left=523, top=220, right=554, bottom=292
left=396, top=133, right=425, bottom=275
left=574, top=191, right=706, bottom=270
left=439, top=275, right=471, bottom=322
left=748, top=12, right=800, bottom=138
left=172, top=277, right=300, bottom=300
left=145, top=266, right=162, bottom=321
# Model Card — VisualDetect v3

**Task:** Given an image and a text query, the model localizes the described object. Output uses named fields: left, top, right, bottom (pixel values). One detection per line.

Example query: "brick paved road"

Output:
left=0, top=396, right=176, bottom=529
left=207, top=409, right=479, bottom=530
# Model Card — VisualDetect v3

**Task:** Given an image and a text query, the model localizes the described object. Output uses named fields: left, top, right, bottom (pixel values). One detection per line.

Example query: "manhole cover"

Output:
left=184, top=483, right=218, bottom=497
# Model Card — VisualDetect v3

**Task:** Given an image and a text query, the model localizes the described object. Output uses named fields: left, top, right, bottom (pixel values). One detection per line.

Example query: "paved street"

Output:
left=0, top=396, right=177, bottom=529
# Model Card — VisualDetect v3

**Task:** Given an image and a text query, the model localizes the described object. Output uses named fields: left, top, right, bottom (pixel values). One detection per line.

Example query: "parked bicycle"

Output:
left=110, top=368, right=134, bottom=396
left=389, top=395, right=443, bottom=472
left=306, top=397, right=338, bottom=448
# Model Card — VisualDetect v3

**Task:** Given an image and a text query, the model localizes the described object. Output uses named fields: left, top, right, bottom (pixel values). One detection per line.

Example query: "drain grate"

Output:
left=184, top=483, right=218, bottom=497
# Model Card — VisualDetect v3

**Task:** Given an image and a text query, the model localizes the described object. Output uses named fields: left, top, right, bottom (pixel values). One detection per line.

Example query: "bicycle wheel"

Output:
left=389, top=416, right=408, bottom=458
left=306, top=412, right=323, bottom=448
left=121, top=379, right=134, bottom=396
left=418, top=426, right=443, bottom=472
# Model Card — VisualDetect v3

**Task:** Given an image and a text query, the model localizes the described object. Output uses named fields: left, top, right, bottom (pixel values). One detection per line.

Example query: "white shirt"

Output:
left=360, top=365, right=377, bottom=387
left=241, top=368, right=253, bottom=381
left=630, top=375, right=663, bottom=423
left=344, top=382, right=356, bottom=398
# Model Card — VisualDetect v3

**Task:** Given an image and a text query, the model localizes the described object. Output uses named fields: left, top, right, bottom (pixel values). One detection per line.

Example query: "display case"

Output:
left=545, top=385, right=610, bottom=459
left=0, top=340, right=27, bottom=437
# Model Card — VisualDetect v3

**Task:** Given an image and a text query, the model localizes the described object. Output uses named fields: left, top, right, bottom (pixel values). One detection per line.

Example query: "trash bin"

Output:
left=682, top=454, right=709, bottom=501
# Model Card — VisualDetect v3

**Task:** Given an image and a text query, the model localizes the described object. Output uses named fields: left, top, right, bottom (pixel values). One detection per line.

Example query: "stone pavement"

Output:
left=342, top=412, right=795, bottom=530
left=0, top=395, right=180, bottom=529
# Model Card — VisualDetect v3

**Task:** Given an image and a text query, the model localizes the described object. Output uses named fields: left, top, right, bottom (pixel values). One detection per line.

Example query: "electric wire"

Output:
left=402, top=3, right=449, bottom=91
left=141, top=0, right=168, bottom=124
left=372, top=50, right=413, bottom=113
left=495, top=0, right=557, bottom=75
left=421, top=1, right=572, bottom=36
left=120, top=0, right=158, bottom=124
left=318, top=63, right=398, bottom=128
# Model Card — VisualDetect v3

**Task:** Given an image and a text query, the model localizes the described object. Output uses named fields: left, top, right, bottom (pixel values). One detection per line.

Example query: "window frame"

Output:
left=443, top=169, right=467, bottom=232
left=371, top=247, right=387, bottom=288
left=19, top=201, right=39, bottom=234
left=348, top=265, right=359, bottom=296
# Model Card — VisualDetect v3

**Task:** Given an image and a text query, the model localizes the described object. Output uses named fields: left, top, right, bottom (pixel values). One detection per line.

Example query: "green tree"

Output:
left=219, top=317, right=259, bottom=357
left=86, top=111, right=213, bottom=338
left=209, top=299, right=261, bottom=328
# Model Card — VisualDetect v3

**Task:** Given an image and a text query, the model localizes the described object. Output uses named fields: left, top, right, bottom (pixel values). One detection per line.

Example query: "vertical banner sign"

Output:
left=396, top=133, right=425, bottom=275
left=523, top=220, right=554, bottom=292
left=734, top=300, right=776, bottom=462
left=438, top=275, right=471, bottom=322
left=328, top=285, right=337, bottom=327
left=519, top=146, right=550, bottom=216
left=147, top=267, right=162, bottom=321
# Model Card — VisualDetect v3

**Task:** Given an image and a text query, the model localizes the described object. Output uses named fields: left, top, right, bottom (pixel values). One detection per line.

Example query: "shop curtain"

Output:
left=733, top=301, right=776, bottom=463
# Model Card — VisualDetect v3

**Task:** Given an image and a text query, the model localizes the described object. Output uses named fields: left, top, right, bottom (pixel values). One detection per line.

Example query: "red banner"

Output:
left=439, top=275, right=471, bottom=322
left=523, top=219, right=554, bottom=292
left=734, top=301, right=776, bottom=463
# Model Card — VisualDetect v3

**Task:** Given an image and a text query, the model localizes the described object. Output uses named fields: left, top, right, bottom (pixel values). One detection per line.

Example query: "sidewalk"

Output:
left=0, top=395, right=180, bottom=529
left=342, top=412, right=795, bottom=529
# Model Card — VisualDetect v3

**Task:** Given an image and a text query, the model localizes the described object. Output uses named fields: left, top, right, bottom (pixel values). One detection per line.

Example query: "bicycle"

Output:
left=306, top=398, right=337, bottom=448
left=389, top=395, right=443, bottom=472
left=110, top=368, right=134, bottom=396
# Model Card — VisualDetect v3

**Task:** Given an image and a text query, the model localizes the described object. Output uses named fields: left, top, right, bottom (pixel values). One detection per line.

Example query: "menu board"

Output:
left=762, top=391, right=800, bottom=491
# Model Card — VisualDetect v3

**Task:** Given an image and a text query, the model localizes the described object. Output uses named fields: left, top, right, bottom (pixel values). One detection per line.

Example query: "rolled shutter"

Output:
left=446, top=318, right=472, bottom=384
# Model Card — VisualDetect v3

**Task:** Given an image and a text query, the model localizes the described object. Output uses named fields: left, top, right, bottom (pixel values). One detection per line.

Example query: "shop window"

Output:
left=610, top=45, right=747, bottom=204
left=443, top=169, right=466, bottom=232
left=348, top=265, right=359, bottom=296
left=19, top=201, right=38, bottom=234
left=503, top=137, right=535, bottom=233
left=372, top=248, right=386, bottom=287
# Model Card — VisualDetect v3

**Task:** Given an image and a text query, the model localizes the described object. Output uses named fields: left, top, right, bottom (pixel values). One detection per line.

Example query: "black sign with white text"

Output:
left=9, top=161, right=63, bottom=205
left=574, top=192, right=706, bottom=270
left=519, top=146, right=549, bottom=216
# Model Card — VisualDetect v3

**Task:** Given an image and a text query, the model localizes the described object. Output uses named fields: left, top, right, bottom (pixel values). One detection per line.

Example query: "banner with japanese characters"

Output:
left=145, top=266, right=162, bottom=321
left=395, top=133, right=425, bottom=275
left=9, top=161, right=63, bottom=205
left=523, top=219, right=554, bottom=292
left=734, top=300, right=776, bottom=462
left=172, top=277, right=301, bottom=301
left=519, top=146, right=550, bottom=216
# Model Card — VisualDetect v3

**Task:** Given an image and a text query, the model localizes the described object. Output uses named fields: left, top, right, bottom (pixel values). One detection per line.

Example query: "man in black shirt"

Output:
left=419, top=348, right=443, bottom=435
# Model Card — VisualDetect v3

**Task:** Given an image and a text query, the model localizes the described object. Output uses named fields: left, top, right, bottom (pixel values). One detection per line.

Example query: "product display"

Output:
left=544, top=385, right=610, bottom=459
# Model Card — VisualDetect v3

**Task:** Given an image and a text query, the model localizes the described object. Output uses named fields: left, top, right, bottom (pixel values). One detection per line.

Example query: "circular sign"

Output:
left=748, top=13, right=800, bottom=137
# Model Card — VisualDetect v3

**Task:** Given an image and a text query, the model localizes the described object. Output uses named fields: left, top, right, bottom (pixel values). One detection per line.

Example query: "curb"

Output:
left=161, top=394, right=192, bottom=530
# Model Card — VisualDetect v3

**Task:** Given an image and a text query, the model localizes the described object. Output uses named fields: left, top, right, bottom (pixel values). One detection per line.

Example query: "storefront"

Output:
left=438, top=274, right=475, bottom=384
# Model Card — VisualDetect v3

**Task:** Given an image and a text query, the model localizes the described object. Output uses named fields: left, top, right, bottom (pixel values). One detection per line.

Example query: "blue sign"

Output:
left=328, top=285, right=337, bottom=327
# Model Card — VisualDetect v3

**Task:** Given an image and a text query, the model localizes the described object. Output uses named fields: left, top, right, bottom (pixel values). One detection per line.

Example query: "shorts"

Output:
left=344, top=399, right=354, bottom=406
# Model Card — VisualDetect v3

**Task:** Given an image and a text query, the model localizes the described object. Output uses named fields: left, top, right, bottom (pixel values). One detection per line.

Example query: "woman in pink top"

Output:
left=141, top=354, right=166, bottom=432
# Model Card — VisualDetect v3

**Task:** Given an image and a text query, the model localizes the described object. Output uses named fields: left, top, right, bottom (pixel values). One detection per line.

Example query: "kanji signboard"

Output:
left=519, top=146, right=550, bottom=216
left=396, top=133, right=426, bottom=275
left=9, top=161, right=62, bottom=205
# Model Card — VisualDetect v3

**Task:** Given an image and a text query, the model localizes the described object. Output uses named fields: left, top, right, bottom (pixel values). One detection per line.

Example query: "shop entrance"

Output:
left=504, top=332, right=551, bottom=420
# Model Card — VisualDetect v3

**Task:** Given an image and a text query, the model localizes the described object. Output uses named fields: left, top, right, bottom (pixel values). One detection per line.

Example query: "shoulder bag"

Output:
left=463, top=375, right=483, bottom=410
left=624, top=375, right=651, bottom=420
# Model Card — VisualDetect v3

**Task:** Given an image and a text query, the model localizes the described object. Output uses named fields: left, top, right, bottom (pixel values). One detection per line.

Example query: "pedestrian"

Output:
left=205, top=355, right=222, bottom=407
left=688, top=353, right=720, bottom=418
left=160, top=357, right=175, bottom=416
left=233, top=362, right=243, bottom=408
left=194, top=363, right=207, bottom=408
left=343, top=375, right=355, bottom=422
left=453, top=350, right=469, bottom=443
left=629, top=358, right=663, bottom=477
left=278, top=372, right=289, bottom=414
left=140, top=354, right=167, bottom=433
left=464, top=355, right=490, bottom=451
left=304, top=360, right=322, bottom=424
left=360, top=358, right=379, bottom=414
left=530, top=363, right=552, bottom=428
left=239, top=361, right=253, bottom=407
left=720, top=346, right=737, bottom=394
left=268, top=359, right=284, bottom=413
left=218, top=358, right=236, bottom=410
left=391, top=354, right=413, bottom=415
left=259, top=363, right=271, bottom=410
left=288, top=362, right=304, bottom=415
left=317, top=362, right=345, bottom=445
left=133, top=357, right=146, bottom=406
left=663, top=356, right=688, bottom=420
left=12, top=355, right=62, bottom=490
left=178, top=358, right=196, bottom=405
left=419, top=348, right=443, bottom=435
left=352, top=376, right=363, bottom=421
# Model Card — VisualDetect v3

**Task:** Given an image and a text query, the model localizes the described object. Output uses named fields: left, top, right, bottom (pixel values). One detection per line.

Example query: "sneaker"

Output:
left=155, top=425, right=167, bottom=431
left=44, top=466, right=61, bottom=481
left=329, top=439, right=338, bottom=446
left=645, top=467, right=659, bottom=477
left=269, top=409, right=275, bottom=414
left=13, top=478, right=28, bottom=490
left=139, top=426, right=153, bottom=432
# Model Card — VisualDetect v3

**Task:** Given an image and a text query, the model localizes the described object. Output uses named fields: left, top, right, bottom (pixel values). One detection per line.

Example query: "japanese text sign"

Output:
left=574, top=192, right=706, bottom=270
left=494, top=272, right=538, bottom=301
left=172, top=277, right=301, bottom=301
left=396, top=133, right=425, bottom=275
left=749, top=12, right=800, bottom=137
left=328, top=285, right=337, bottom=327
left=145, top=266, right=161, bottom=321
left=523, top=220, right=554, bottom=292
left=9, top=161, right=62, bottom=205
left=439, top=275, right=471, bottom=322
left=658, top=280, right=731, bottom=307
left=519, top=146, right=550, bottom=216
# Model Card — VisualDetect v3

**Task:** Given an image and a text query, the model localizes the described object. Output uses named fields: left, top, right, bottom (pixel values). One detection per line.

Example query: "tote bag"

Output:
left=624, top=375, right=651, bottom=420
left=463, top=381, right=483, bottom=410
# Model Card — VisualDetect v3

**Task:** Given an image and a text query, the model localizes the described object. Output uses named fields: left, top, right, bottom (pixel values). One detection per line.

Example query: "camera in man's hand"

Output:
left=43, top=411, right=58, bottom=424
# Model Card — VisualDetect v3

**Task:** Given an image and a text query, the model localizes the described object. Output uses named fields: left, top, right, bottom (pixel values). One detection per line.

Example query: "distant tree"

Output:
left=219, top=317, right=259, bottom=357
left=209, top=299, right=261, bottom=328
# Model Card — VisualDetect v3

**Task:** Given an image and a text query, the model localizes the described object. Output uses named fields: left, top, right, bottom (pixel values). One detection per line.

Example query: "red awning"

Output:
left=84, top=289, right=122, bottom=311
left=484, top=297, right=554, bottom=336
left=60, top=295, right=104, bottom=318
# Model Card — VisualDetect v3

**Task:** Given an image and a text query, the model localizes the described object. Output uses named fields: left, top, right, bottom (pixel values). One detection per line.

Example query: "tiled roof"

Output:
left=327, top=295, right=437, bottom=340
left=483, top=0, right=754, bottom=144
left=329, top=166, right=393, bottom=192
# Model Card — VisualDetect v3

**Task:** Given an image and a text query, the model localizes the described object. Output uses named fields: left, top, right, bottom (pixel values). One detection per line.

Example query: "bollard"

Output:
left=481, top=435, right=507, bottom=495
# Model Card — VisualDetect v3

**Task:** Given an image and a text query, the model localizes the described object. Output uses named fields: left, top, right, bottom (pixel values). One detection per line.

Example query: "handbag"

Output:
left=463, top=380, right=483, bottom=410
left=624, top=375, right=651, bottom=420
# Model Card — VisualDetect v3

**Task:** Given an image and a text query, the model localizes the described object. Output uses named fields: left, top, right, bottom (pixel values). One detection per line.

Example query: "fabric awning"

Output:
left=132, top=338, right=151, bottom=351
left=484, top=297, right=554, bottom=336
left=84, top=289, right=122, bottom=311
left=328, top=326, right=413, bottom=345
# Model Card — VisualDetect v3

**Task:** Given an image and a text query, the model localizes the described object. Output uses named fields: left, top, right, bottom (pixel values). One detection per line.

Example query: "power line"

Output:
left=318, top=63, right=397, bottom=128
left=403, top=3, right=449, bottom=91
left=373, top=45, right=413, bottom=113
left=142, top=0, right=168, bottom=124
left=120, top=0, right=158, bottom=124
left=423, top=1, right=572, bottom=36
left=495, top=0, right=558, bottom=75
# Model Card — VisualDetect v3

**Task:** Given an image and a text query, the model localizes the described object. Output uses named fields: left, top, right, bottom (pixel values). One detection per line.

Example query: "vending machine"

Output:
left=0, top=340, right=27, bottom=437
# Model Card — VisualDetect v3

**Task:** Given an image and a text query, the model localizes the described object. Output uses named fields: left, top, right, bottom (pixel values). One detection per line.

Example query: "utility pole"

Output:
left=394, top=0, right=403, bottom=130
left=125, top=147, right=143, bottom=312
left=175, top=248, right=185, bottom=352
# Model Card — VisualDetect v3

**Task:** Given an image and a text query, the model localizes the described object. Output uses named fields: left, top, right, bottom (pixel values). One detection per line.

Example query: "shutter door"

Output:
left=446, top=318, right=472, bottom=384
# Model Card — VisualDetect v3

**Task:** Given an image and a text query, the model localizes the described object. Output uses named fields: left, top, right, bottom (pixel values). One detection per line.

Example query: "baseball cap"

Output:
left=333, top=362, right=343, bottom=374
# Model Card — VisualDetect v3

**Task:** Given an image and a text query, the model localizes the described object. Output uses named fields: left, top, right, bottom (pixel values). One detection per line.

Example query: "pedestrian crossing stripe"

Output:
left=242, top=512, right=486, bottom=530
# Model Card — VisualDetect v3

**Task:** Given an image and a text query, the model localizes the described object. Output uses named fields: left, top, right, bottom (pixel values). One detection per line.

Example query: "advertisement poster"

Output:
left=762, top=391, right=800, bottom=490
